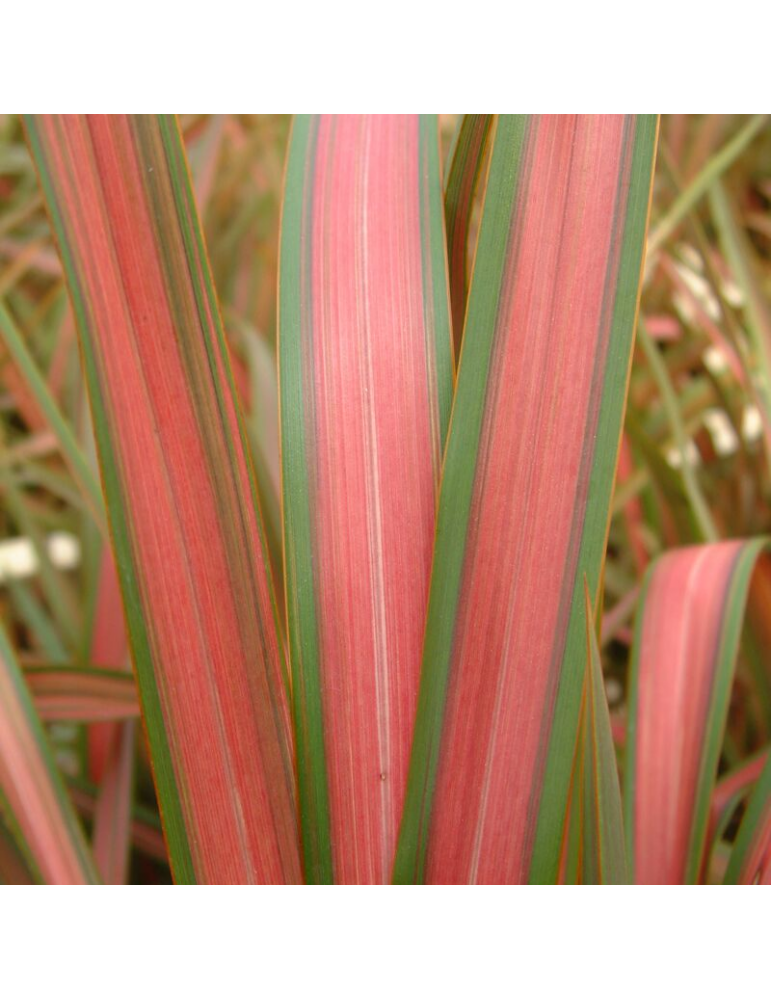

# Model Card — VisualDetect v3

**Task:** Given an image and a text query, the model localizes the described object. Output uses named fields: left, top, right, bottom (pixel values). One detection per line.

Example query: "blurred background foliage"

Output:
left=0, top=114, right=769, bottom=880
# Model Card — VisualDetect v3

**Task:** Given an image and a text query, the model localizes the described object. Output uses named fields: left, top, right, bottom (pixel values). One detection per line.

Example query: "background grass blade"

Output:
left=0, top=298, right=105, bottom=529
left=27, top=115, right=301, bottom=884
left=444, top=114, right=492, bottom=357
left=636, top=320, right=719, bottom=542
left=0, top=622, right=98, bottom=884
left=280, top=115, right=453, bottom=883
left=625, top=539, right=767, bottom=884
left=709, top=179, right=771, bottom=439
left=647, top=114, right=768, bottom=255
left=394, top=115, right=657, bottom=884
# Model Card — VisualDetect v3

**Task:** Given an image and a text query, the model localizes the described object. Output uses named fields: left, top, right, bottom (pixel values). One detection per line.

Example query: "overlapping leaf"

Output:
left=444, top=114, right=491, bottom=356
left=394, top=115, right=658, bottom=884
left=625, top=539, right=767, bottom=883
left=27, top=115, right=301, bottom=884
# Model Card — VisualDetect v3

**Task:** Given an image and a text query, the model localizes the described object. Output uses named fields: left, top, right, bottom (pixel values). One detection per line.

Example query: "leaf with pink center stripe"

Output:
left=394, top=115, right=658, bottom=884
left=280, top=115, right=453, bottom=883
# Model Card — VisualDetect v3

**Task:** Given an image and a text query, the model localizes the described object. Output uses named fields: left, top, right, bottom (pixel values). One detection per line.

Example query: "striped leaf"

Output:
left=27, top=115, right=301, bottom=884
left=26, top=665, right=138, bottom=721
left=394, top=115, right=658, bottom=884
left=625, top=539, right=767, bottom=884
left=280, top=115, right=453, bottom=883
left=0, top=622, right=97, bottom=884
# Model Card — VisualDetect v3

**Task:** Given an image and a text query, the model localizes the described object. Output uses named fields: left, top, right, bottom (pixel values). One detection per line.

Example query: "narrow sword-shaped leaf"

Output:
left=625, top=539, right=767, bottom=884
left=394, top=115, right=657, bottom=884
left=724, top=751, right=771, bottom=884
left=0, top=622, right=98, bottom=884
left=86, top=549, right=133, bottom=883
left=27, top=115, right=301, bottom=884
left=280, top=115, right=453, bottom=883
left=557, top=582, right=628, bottom=885
left=579, top=581, right=628, bottom=884
left=444, top=115, right=492, bottom=356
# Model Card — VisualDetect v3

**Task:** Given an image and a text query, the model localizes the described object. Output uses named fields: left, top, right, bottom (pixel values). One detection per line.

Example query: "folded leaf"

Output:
left=626, top=539, right=767, bottom=884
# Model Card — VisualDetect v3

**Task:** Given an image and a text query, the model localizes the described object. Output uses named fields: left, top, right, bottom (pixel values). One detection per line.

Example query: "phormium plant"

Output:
left=1, top=114, right=770, bottom=885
